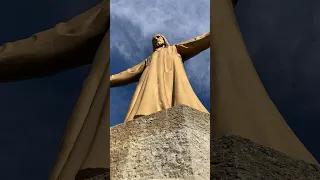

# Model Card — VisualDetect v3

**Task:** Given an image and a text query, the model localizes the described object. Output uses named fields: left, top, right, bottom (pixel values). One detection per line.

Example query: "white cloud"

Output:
left=111, top=0, right=209, bottom=36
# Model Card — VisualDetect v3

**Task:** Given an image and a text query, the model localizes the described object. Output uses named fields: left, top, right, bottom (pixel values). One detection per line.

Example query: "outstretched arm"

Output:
left=0, top=0, right=108, bottom=82
left=175, top=32, right=210, bottom=62
left=110, top=58, right=148, bottom=87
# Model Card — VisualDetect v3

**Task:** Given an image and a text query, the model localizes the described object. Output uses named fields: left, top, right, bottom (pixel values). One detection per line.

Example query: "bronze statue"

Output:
left=110, top=33, right=210, bottom=122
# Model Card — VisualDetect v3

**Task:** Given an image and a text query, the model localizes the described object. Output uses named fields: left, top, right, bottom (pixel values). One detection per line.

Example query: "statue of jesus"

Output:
left=110, top=32, right=210, bottom=122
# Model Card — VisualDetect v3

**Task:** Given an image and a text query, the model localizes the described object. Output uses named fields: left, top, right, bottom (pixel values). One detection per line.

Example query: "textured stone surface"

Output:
left=211, top=135, right=320, bottom=180
left=110, top=104, right=210, bottom=180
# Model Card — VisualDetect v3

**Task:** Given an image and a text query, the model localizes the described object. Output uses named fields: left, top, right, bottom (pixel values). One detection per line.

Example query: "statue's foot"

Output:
left=75, top=168, right=110, bottom=180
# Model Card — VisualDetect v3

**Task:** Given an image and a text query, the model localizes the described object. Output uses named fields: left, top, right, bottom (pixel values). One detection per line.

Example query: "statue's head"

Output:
left=152, top=34, right=170, bottom=51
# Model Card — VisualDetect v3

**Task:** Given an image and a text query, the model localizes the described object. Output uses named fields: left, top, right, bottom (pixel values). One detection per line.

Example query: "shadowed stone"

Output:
left=110, top=104, right=210, bottom=180
left=211, top=135, right=320, bottom=180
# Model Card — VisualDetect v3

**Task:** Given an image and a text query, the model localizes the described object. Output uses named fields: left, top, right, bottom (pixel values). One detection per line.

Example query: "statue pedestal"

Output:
left=110, top=105, right=210, bottom=180
left=211, top=135, right=320, bottom=180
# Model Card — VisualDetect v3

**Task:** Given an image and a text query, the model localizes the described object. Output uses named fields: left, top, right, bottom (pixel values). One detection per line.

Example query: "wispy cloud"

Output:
left=110, top=0, right=210, bottom=125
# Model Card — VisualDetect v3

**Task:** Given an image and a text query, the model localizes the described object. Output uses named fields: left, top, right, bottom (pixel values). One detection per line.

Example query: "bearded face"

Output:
left=152, top=34, right=165, bottom=49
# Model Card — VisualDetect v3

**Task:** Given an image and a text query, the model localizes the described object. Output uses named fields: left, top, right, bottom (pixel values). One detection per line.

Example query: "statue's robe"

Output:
left=110, top=33, right=210, bottom=122
left=211, top=0, right=318, bottom=165
left=0, top=0, right=110, bottom=179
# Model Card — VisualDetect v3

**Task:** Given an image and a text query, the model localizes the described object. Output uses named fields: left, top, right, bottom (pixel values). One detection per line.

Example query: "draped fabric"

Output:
left=0, top=0, right=110, bottom=179
left=110, top=33, right=210, bottom=122
left=211, top=0, right=318, bottom=165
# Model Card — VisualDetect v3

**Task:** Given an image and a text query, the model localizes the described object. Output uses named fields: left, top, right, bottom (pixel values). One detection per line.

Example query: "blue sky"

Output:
left=110, top=0, right=210, bottom=126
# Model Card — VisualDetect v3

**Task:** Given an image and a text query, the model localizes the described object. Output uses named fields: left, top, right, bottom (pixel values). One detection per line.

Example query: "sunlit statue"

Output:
left=110, top=33, right=210, bottom=122
left=0, top=1, right=318, bottom=180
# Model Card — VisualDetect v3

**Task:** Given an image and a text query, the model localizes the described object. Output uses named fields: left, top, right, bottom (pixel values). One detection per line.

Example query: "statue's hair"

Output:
left=152, top=34, right=170, bottom=51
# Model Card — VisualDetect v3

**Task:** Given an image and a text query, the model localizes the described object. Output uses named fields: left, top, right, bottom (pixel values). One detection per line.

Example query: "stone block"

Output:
left=110, top=104, right=210, bottom=180
left=211, top=135, right=320, bottom=180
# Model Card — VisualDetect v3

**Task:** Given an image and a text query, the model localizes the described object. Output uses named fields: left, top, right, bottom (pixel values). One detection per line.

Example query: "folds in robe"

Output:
left=111, top=32, right=210, bottom=122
